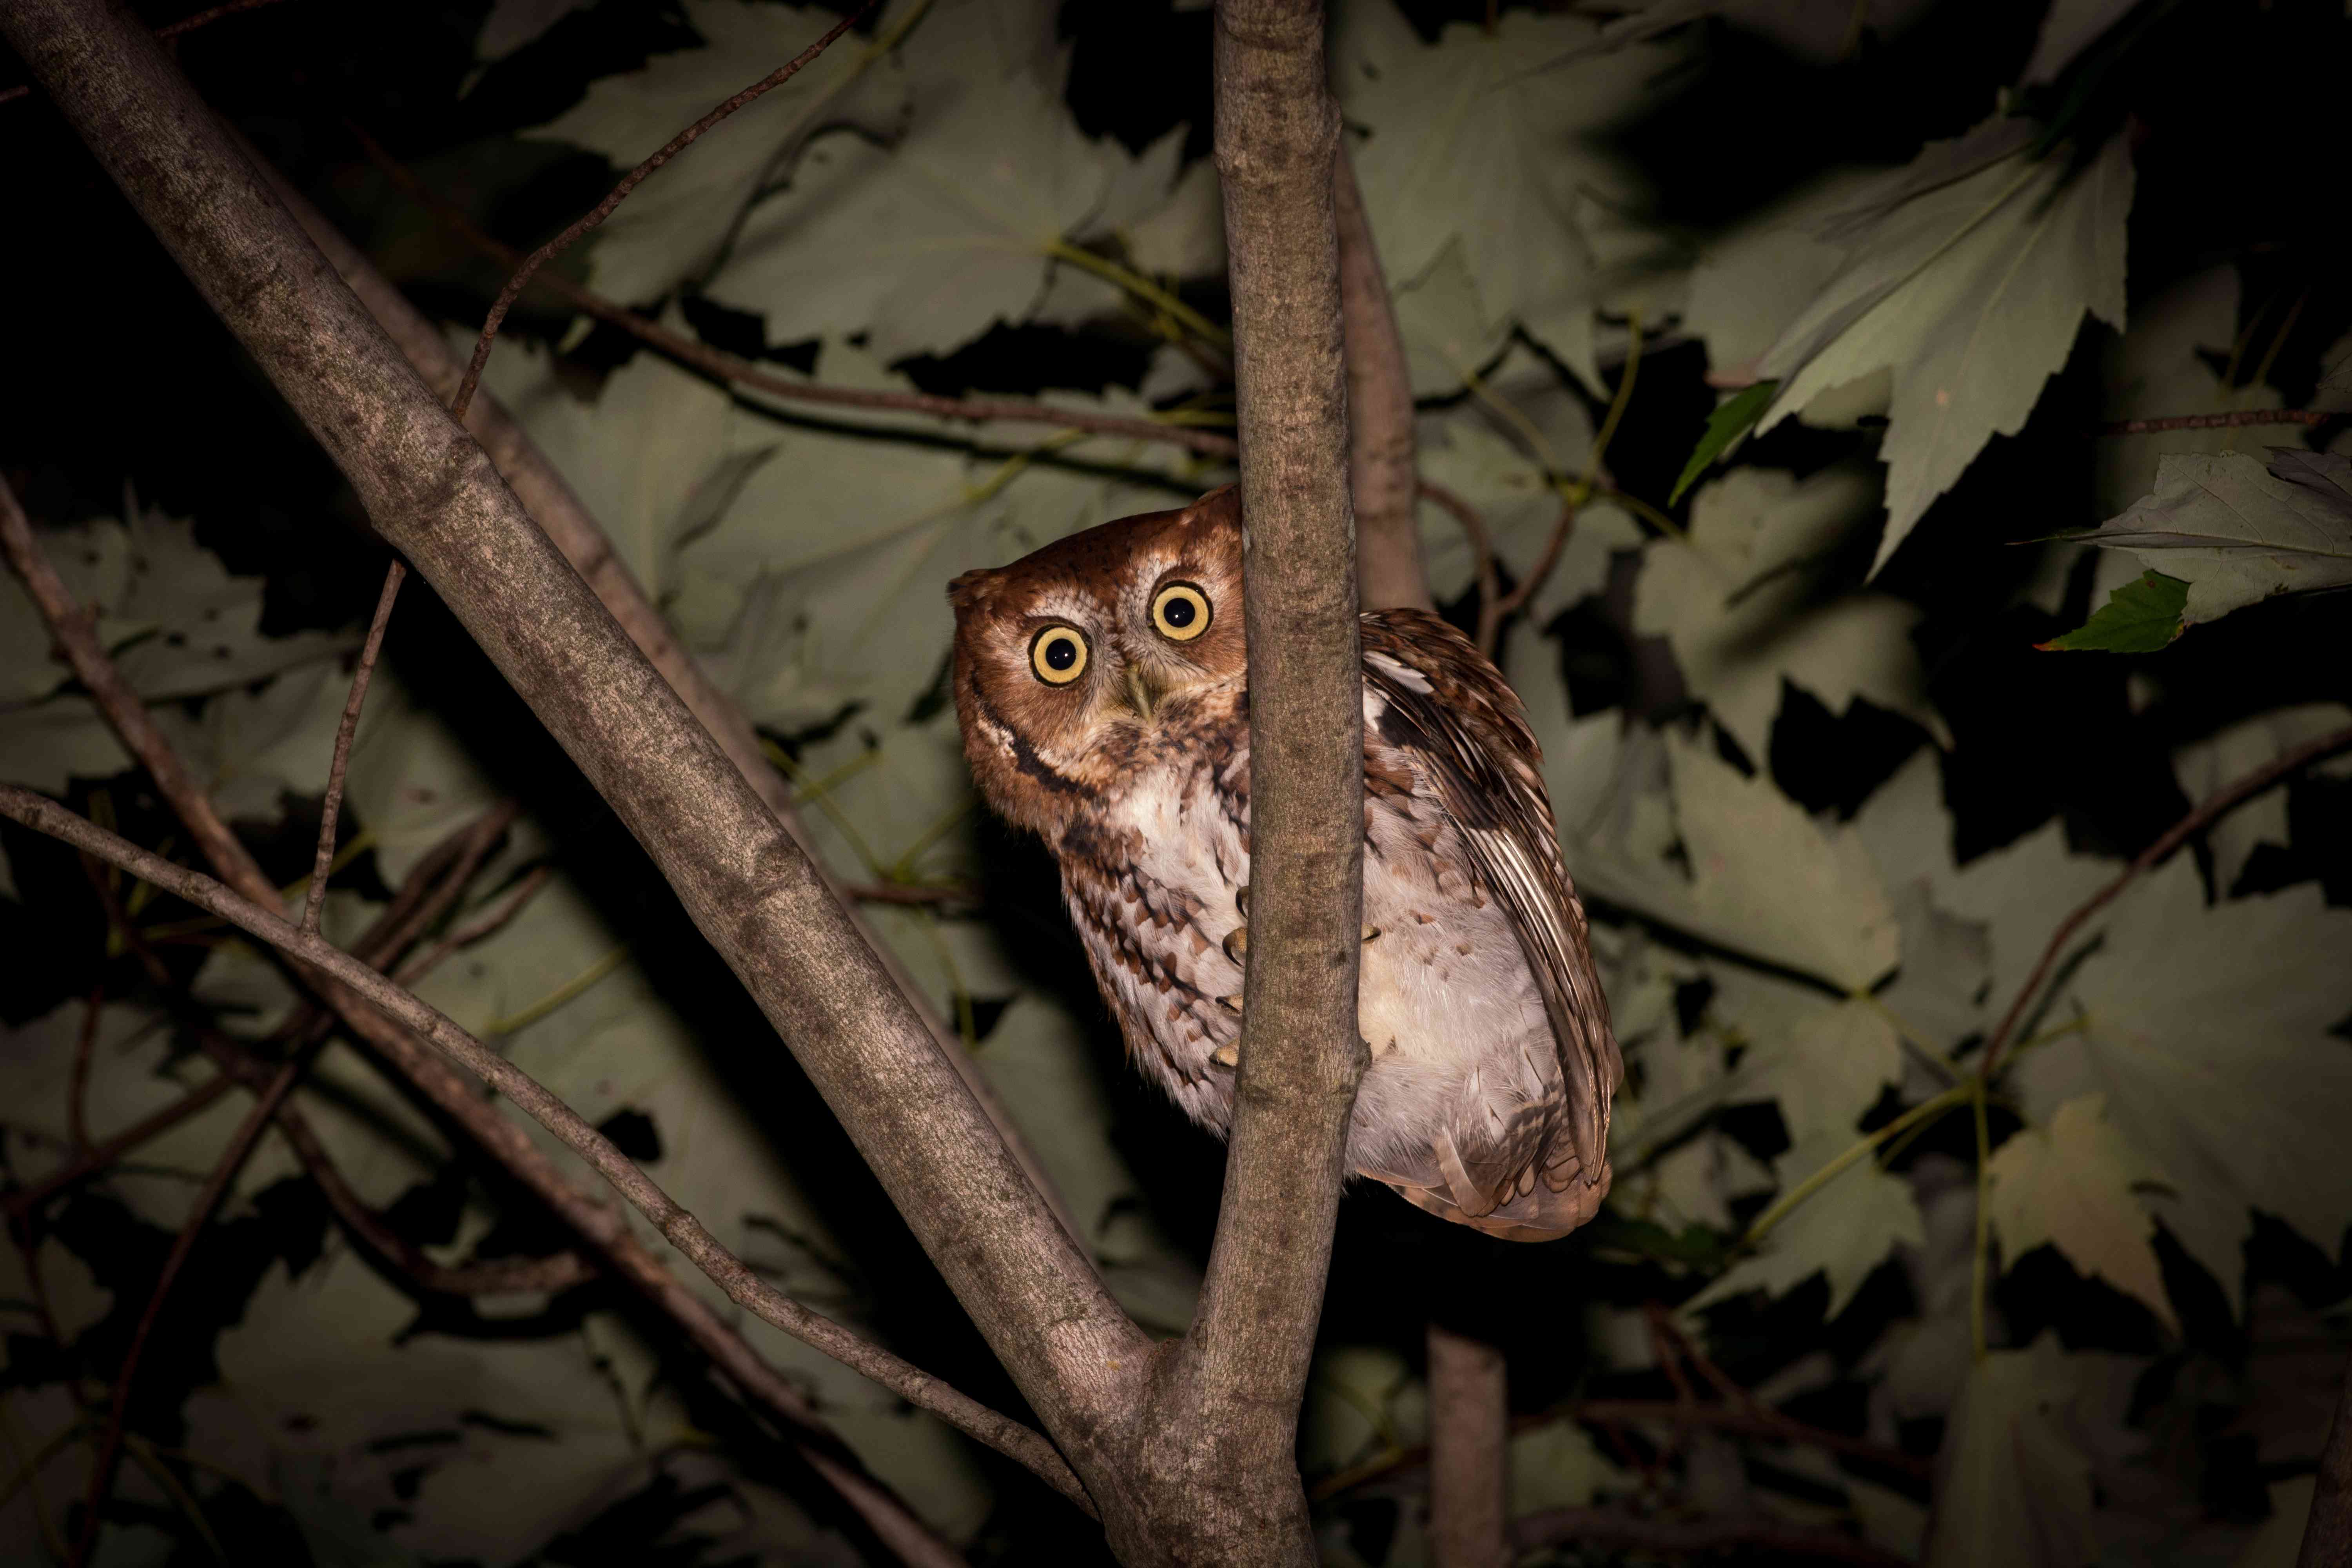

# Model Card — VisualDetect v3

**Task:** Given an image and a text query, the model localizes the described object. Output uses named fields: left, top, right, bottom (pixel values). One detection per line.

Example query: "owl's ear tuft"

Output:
left=1184, top=484, right=1243, bottom=533
left=947, top=568, right=997, bottom=612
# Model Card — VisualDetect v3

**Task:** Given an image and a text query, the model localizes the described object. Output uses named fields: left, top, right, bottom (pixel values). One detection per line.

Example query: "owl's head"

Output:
left=948, top=485, right=1247, bottom=837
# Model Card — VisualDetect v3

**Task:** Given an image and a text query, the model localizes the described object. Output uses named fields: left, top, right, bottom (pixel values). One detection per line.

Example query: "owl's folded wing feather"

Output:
left=1358, top=609, right=1622, bottom=1198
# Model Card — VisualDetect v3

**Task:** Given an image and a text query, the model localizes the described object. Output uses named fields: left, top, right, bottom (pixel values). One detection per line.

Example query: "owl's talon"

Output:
left=1235, top=885, right=1249, bottom=918
left=1216, top=994, right=1243, bottom=1014
left=1222, top=926, right=1248, bottom=964
left=1362, top=924, right=1381, bottom=944
left=1210, top=1042, right=1240, bottom=1069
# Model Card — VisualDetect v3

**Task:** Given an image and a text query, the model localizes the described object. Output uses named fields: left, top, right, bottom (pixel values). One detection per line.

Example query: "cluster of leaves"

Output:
left=3, top=0, right=2350, bottom=1564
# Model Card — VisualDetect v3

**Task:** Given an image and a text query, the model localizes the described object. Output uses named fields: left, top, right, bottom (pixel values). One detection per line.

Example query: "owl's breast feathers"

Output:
left=1048, top=609, right=1621, bottom=1243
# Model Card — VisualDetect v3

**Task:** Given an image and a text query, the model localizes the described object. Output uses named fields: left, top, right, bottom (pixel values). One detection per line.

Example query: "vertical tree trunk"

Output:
left=1334, top=146, right=1432, bottom=612
left=1427, top=1323, right=1512, bottom=1568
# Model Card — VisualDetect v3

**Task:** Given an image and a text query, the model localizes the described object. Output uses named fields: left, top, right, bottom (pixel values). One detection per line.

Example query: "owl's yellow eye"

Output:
left=1151, top=582, right=1212, bottom=642
left=1028, top=625, right=1090, bottom=686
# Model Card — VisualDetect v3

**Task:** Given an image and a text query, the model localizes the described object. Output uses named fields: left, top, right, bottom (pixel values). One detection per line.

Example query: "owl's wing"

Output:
left=1359, top=608, right=1622, bottom=1200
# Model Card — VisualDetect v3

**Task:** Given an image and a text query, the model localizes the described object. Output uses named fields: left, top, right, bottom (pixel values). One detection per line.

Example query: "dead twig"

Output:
left=1476, top=498, right=1575, bottom=660
left=1419, top=479, right=1500, bottom=633
left=1979, top=721, right=2352, bottom=1079
left=69, top=1052, right=306, bottom=1568
left=448, top=0, right=877, bottom=421
left=65, top=984, right=103, bottom=1152
left=390, top=863, right=553, bottom=988
left=4, top=1075, right=238, bottom=1220
left=301, top=560, right=404, bottom=934
left=2098, top=408, right=2332, bottom=436
left=1513, top=1505, right=1908, bottom=1565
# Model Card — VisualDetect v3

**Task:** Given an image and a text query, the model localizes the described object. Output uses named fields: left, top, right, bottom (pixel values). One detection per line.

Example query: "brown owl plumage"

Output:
left=948, top=485, right=1620, bottom=1240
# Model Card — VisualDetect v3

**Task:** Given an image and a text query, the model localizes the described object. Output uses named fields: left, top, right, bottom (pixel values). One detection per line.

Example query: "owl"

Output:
left=948, top=486, right=1620, bottom=1240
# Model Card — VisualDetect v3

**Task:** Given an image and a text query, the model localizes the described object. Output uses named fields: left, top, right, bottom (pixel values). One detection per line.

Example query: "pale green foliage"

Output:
left=1684, top=1130, right=1924, bottom=1319
left=530, top=0, right=909, bottom=307
left=1632, top=463, right=1947, bottom=759
left=1924, top=1337, right=2103, bottom=1568
left=2171, top=703, right=2352, bottom=891
left=1329, top=1, right=1679, bottom=394
left=2012, top=860, right=2352, bottom=1315
left=2093, top=266, right=2291, bottom=516
left=1987, top=1094, right=2176, bottom=1331
left=2085, top=450, right=2352, bottom=627
left=1751, top=125, right=2134, bottom=572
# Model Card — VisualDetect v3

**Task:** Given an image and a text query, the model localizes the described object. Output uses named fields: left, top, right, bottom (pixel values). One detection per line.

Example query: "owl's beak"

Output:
left=1120, top=663, right=1163, bottom=721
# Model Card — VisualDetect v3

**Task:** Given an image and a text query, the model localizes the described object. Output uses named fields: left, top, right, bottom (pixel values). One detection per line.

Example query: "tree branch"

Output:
left=1334, top=142, right=1430, bottom=612
left=448, top=0, right=874, bottom=421
left=7, top=0, right=1140, bottom=1507
left=300, top=559, right=402, bottom=934
left=1512, top=1506, right=1909, bottom=1565
left=0, top=783, right=1085, bottom=1512
left=1426, top=1324, right=1510, bottom=1568
left=1118, top=1, right=1368, bottom=1561
left=251, top=140, right=1087, bottom=1249
left=2097, top=408, right=2332, bottom=436
left=1980, top=720, right=2352, bottom=1078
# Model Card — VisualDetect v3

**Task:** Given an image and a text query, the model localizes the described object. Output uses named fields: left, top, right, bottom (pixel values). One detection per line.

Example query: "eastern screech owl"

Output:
left=949, top=486, right=1620, bottom=1240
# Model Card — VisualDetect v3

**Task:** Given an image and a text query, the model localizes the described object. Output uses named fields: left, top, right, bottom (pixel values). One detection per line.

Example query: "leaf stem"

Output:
left=1741, top=1083, right=1972, bottom=1247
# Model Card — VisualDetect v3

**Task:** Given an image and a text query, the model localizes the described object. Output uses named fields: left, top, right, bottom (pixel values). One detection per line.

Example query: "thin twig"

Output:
left=65, top=984, right=103, bottom=1152
left=0, top=0, right=296, bottom=103
left=0, top=785, right=1087, bottom=1511
left=301, top=560, right=404, bottom=935
left=447, top=0, right=877, bottom=422
left=69, top=1053, right=306, bottom=1568
left=2096, top=408, right=2331, bottom=436
left=4, top=1075, right=238, bottom=1220
left=842, top=880, right=982, bottom=909
left=1476, top=497, right=1576, bottom=659
left=390, top=863, right=553, bottom=988
left=1513, top=1505, right=1908, bottom=1565
left=4, top=475, right=1005, bottom=1552
left=357, top=126, right=1242, bottom=457
left=1978, top=722, right=2352, bottom=1079
left=1419, top=478, right=1500, bottom=630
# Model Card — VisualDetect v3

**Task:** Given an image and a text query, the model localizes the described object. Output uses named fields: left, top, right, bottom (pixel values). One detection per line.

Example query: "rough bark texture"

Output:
left=1426, top=1325, right=1510, bottom=1568
left=3, top=0, right=1149, bottom=1495
left=2301, top=1354, right=2352, bottom=1568
left=250, top=145, right=1083, bottom=1248
left=1334, top=145, right=1432, bottom=612
left=1089, top=2, right=1367, bottom=1562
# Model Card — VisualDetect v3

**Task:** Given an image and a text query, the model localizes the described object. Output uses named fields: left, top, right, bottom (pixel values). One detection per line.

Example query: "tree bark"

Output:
left=1426, top=1324, right=1511, bottom=1568
left=2300, top=1350, right=2352, bottom=1568
left=2, top=0, right=1148, bottom=1495
left=246, top=142, right=1084, bottom=1249
left=1085, top=2, right=1368, bottom=1562
left=1334, top=145, right=1432, bottom=612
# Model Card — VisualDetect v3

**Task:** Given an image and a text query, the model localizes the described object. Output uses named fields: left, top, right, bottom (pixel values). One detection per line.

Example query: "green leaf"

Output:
left=709, top=0, right=1154, bottom=359
left=2093, top=265, right=2290, bottom=517
left=1684, top=1129, right=1923, bottom=1319
left=526, top=0, right=911, bottom=307
left=2080, top=450, right=2352, bottom=627
left=1568, top=730, right=1902, bottom=993
left=1987, top=1093, right=2178, bottom=1332
left=1713, top=988, right=1906, bottom=1146
left=1633, top=463, right=1948, bottom=760
left=1924, top=1337, right=2102, bottom=1568
left=2037, top=568, right=2188, bottom=652
left=1331, top=0, right=1682, bottom=394
left=1753, top=122, right=2134, bottom=573
left=2011, top=860, right=2352, bottom=1316
left=1668, top=381, right=1777, bottom=504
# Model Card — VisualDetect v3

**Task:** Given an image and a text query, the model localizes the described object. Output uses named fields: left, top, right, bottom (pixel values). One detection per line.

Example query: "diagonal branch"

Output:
left=300, top=559, right=402, bottom=934
left=2, top=484, right=998, bottom=1555
left=0, top=782, right=1085, bottom=1511
left=1980, top=720, right=2352, bottom=1079
left=7, top=0, right=1143, bottom=1505
left=252, top=142, right=1087, bottom=1249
